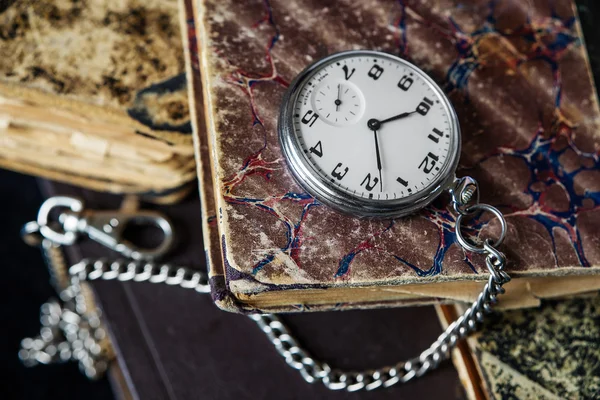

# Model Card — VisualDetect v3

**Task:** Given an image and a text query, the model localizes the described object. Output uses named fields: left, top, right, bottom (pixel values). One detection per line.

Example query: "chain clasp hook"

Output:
left=35, top=196, right=174, bottom=261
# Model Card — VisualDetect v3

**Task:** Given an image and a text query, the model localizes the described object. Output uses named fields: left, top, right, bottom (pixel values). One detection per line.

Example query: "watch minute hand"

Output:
left=373, top=130, right=383, bottom=192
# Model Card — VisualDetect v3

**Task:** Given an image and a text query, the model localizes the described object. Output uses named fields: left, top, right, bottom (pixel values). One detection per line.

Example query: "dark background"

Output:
left=1, top=1, right=599, bottom=399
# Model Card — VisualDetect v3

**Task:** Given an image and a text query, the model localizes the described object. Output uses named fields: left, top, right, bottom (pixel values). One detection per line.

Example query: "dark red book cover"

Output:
left=194, top=0, right=600, bottom=313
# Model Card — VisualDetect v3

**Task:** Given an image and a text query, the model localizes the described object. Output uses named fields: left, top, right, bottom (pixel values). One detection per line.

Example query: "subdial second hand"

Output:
left=335, top=84, right=342, bottom=112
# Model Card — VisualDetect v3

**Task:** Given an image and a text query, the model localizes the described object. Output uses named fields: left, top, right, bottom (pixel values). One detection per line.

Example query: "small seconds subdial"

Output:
left=279, top=50, right=460, bottom=217
left=312, top=80, right=365, bottom=126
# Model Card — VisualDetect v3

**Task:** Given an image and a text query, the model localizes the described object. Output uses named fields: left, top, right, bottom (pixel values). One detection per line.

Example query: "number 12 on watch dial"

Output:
left=279, top=50, right=461, bottom=218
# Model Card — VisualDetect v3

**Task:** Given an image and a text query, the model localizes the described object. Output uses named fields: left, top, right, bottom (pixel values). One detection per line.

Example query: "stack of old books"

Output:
left=7, top=0, right=599, bottom=398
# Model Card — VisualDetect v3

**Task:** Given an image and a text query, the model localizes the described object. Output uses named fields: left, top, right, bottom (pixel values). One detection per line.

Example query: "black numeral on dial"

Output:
left=301, top=110, right=319, bottom=127
left=361, top=173, right=379, bottom=191
left=416, top=97, right=434, bottom=116
left=428, top=127, right=444, bottom=143
left=331, top=163, right=349, bottom=180
left=397, top=75, right=413, bottom=91
left=342, top=65, right=355, bottom=80
left=396, top=177, right=408, bottom=187
left=309, top=141, right=323, bottom=157
left=418, top=152, right=439, bottom=174
left=367, top=64, right=384, bottom=80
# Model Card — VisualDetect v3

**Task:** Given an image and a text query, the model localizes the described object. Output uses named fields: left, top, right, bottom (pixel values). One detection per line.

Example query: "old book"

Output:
left=0, top=0, right=196, bottom=202
left=440, top=294, right=600, bottom=399
left=194, top=0, right=600, bottom=313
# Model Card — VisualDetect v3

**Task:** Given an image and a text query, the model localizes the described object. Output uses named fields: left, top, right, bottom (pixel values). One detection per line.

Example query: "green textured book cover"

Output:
left=461, top=295, right=599, bottom=399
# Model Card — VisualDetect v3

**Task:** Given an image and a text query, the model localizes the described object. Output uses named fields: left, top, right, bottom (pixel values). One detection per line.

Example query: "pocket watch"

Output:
left=277, top=50, right=512, bottom=388
left=279, top=50, right=460, bottom=218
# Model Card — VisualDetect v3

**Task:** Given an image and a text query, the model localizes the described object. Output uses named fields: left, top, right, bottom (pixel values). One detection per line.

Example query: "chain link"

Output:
left=18, top=243, right=111, bottom=379
left=20, top=189, right=511, bottom=390
left=18, top=255, right=212, bottom=379
left=20, top=247, right=509, bottom=389
left=250, top=242, right=510, bottom=391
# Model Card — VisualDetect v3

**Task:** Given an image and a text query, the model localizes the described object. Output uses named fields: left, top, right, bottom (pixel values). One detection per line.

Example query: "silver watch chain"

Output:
left=18, top=177, right=510, bottom=392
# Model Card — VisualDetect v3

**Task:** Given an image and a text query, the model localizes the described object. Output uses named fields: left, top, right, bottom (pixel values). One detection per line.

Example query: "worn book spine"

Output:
left=183, top=0, right=243, bottom=311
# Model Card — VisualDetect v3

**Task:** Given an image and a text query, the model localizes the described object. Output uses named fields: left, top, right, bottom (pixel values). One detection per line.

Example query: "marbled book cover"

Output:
left=194, top=0, right=600, bottom=312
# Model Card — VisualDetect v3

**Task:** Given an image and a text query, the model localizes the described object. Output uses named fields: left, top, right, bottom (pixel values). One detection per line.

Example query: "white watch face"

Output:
left=280, top=51, right=460, bottom=217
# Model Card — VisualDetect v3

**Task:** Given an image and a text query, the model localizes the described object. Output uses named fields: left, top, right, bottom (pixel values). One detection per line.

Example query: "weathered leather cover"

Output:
left=0, top=0, right=196, bottom=201
left=194, top=0, right=600, bottom=312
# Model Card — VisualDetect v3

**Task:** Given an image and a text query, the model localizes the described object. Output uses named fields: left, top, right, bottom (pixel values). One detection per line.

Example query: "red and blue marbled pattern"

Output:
left=197, top=0, right=600, bottom=301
